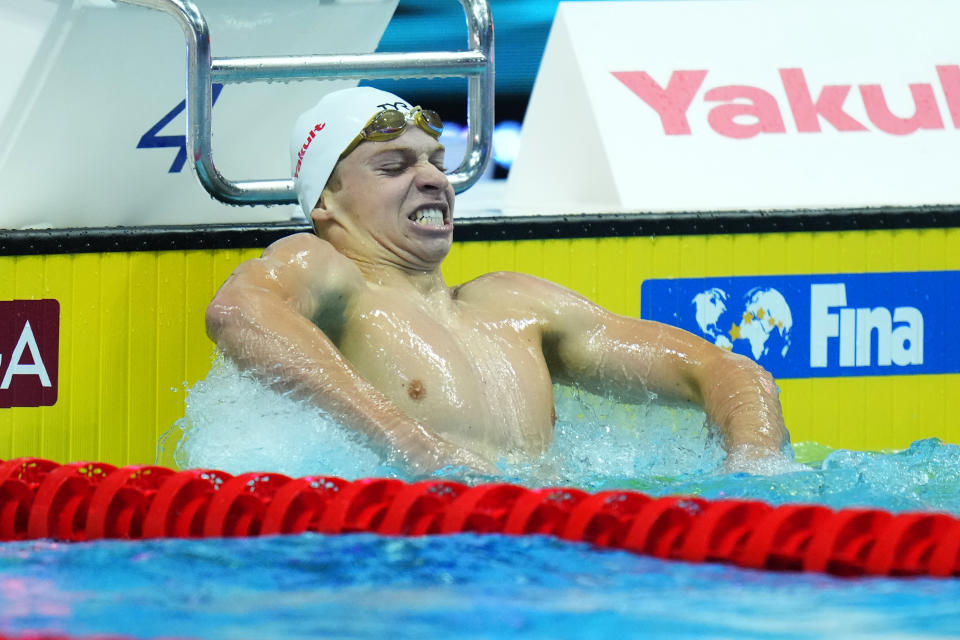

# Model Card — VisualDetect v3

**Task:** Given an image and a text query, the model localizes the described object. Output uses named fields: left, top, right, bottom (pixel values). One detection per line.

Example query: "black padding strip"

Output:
left=2, top=205, right=959, bottom=256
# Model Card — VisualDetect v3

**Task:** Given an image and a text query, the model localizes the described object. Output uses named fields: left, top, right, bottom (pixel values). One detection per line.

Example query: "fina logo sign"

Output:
left=0, top=300, right=59, bottom=408
left=640, top=273, right=948, bottom=379
left=810, top=284, right=922, bottom=369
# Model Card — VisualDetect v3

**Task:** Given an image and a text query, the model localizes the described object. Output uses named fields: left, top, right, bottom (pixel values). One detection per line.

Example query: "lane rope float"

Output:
left=1, top=458, right=958, bottom=578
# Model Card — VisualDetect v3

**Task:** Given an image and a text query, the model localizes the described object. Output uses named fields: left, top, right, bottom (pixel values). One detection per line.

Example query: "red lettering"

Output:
left=860, top=83, right=943, bottom=135
left=779, top=68, right=868, bottom=133
left=936, top=65, right=960, bottom=128
left=618, top=66, right=958, bottom=139
left=704, top=86, right=786, bottom=139
left=294, top=122, right=327, bottom=178
left=612, top=70, right=708, bottom=135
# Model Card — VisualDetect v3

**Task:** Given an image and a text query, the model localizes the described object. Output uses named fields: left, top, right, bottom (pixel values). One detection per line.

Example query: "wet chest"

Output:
left=333, top=292, right=555, bottom=447
left=340, top=296, right=543, bottom=394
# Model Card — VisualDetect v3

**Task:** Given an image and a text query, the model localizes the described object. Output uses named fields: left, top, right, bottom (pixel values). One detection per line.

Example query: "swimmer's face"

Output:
left=311, top=127, right=454, bottom=271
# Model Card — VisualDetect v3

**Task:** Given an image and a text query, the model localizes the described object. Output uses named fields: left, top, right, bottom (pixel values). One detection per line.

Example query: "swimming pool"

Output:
left=2, top=371, right=960, bottom=640
left=1, top=531, right=959, bottom=640
left=3, top=0, right=960, bottom=637
left=1, top=437, right=960, bottom=640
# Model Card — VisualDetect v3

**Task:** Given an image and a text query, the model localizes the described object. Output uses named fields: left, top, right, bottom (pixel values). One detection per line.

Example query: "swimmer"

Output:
left=206, top=87, right=790, bottom=475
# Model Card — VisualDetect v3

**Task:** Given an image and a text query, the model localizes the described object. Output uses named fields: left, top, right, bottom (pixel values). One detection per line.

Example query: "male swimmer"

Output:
left=206, top=87, right=790, bottom=475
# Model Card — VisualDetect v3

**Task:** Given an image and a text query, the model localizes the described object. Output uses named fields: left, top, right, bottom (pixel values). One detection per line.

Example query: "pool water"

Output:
left=2, top=361, right=959, bottom=639
left=2, top=532, right=960, bottom=640
left=165, top=359, right=960, bottom=517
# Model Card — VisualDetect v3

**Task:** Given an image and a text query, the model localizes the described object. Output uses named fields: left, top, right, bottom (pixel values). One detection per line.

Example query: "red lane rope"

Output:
left=0, top=458, right=958, bottom=578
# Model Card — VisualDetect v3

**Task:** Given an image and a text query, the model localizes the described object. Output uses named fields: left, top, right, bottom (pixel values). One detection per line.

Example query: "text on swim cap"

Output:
left=294, top=122, right=326, bottom=178
left=376, top=101, right=411, bottom=112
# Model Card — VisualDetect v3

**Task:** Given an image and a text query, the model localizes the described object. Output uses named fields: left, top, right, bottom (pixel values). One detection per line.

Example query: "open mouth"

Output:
left=408, top=204, right=450, bottom=228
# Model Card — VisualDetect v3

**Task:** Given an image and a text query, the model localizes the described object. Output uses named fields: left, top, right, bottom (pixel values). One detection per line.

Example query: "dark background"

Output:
left=363, top=0, right=600, bottom=132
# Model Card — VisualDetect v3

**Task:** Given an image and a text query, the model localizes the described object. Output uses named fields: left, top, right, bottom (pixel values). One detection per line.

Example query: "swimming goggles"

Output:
left=340, top=106, right=444, bottom=159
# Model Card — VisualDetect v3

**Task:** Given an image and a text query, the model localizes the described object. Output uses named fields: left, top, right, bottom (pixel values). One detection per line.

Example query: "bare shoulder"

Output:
left=236, top=234, right=359, bottom=287
left=454, top=271, right=592, bottom=315
left=259, top=232, right=350, bottom=273
left=214, top=233, right=364, bottom=318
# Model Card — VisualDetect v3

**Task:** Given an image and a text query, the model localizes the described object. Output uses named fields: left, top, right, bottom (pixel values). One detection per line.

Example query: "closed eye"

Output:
left=430, top=151, right=447, bottom=173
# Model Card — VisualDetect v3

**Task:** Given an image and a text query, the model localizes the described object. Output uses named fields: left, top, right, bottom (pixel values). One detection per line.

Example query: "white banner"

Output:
left=506, top=0, right=960, bottom=215
left=0, top=0, right=397, bottom=228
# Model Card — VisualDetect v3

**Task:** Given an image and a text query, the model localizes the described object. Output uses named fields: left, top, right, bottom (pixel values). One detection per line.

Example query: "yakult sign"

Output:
left=507, top=0, right=960, bottom=214
left=614, top=67, right=960, bottom=140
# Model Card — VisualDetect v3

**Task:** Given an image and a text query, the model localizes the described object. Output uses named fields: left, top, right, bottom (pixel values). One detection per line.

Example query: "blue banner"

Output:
left=639, top=272, right=958, bottom=378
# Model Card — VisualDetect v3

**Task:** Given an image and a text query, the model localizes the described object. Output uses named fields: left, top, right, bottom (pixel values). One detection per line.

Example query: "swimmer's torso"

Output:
left=328, top=277, right=557, bottom=461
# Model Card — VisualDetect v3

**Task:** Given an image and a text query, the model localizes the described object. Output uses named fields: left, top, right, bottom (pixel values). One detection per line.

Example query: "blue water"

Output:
left=3, top=364, right=959, bottom=639
left=1, top=436, right=959, bottom=639
left=2, top=533, right=959, bottom=640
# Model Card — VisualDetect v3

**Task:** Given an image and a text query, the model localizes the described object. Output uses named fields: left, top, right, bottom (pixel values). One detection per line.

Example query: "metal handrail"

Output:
left=112, top=0, right=494, bottom=204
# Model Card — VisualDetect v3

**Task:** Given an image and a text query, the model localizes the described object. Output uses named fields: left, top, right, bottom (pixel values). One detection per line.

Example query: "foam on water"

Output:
left=162, top=357, right=960, bottom=514
left=162, top=357, right=393, bottom=480
left=162, top=356, right=729, bottom=484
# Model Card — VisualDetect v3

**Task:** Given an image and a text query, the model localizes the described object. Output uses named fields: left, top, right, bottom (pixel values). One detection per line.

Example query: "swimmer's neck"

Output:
left=355, top=259, right=451, bottom=298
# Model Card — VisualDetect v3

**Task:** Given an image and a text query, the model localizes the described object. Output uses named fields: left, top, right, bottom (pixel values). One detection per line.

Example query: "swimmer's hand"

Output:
left=392, top=426, right=497, bottom=476
left=434, top=442, right=498, bottom=476
left=723, top=444, right=806, bottom=476
left=403, top=442, right=496, bottom=476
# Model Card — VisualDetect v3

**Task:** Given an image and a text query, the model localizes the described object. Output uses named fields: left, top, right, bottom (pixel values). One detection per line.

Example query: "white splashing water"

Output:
left=160, top=357, right=730, bottom=486
left=162, top=358, right=960, bottom=513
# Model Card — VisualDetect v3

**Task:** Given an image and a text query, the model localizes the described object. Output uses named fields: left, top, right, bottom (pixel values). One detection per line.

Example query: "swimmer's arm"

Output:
left=205, top=234, right=489, bottom=474
left=526, top=277, right=788, bottom=464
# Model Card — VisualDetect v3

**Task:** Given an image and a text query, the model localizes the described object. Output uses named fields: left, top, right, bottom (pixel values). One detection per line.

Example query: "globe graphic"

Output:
left=691, top=287, right=793, bottom=361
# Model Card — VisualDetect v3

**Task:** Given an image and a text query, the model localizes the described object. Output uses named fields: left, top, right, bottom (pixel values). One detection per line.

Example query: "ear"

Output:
left=309, top=189, right=335, bottom=229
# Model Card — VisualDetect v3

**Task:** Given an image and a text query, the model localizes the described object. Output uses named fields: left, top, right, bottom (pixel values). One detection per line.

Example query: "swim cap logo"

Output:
left=294, top=122, right=326, bottom=178
left=375, top=101, right=411, bottom=112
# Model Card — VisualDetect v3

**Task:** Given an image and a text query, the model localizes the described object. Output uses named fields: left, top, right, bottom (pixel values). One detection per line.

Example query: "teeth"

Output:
left=412, top=208, right=444, bottom=226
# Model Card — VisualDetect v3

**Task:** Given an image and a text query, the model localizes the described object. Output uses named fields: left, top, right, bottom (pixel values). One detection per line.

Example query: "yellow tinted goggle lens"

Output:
left=414, top=108, right=444, bottom=137
left=363, top=109, right=408, bottom=139
left=340, top=107, right=443, bottom=158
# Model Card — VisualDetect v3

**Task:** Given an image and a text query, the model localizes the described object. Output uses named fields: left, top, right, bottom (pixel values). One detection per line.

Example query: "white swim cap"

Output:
left=290, top=86, right=413, bottom=217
